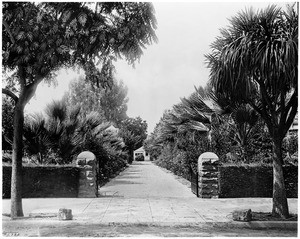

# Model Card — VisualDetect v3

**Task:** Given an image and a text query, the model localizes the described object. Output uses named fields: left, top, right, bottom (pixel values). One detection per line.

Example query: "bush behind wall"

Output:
left=3, top=165, right=80, bottom=199
left=218, top=165, right=298, bottom=198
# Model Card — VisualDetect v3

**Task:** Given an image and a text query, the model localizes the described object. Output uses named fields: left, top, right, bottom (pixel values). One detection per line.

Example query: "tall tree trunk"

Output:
left=272, top=138, right=289, bottom=218
left=9, top=78, right=41, bottom=219
left=10, top=101, right=25, bottom=218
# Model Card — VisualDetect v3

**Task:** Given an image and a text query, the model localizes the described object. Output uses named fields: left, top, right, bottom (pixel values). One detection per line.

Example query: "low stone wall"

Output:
left=3, top=151, right=100, bottom=199
left=3, top=165, right=80, bottom=199
left=193, top=152, right=297, bottom=199
left=218, top=165, right=298, bottom=198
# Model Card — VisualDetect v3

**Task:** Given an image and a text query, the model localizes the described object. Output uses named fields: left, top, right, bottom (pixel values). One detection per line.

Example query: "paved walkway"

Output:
left=99, top=161, right=193, bottom=198
left=2, top=161, right=298, bottom=226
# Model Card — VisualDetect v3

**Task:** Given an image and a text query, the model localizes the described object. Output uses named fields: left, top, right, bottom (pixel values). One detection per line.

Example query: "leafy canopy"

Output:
left=2, top=2, right=158, bottom=89
left=206, top=4, right=298, bottom=139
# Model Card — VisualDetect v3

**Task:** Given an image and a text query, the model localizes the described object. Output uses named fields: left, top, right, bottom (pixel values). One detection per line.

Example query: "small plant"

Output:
left=135, top=154, right=145, bottom=161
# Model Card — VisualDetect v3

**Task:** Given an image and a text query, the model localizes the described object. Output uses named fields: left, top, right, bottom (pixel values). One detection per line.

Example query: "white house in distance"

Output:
left=133, top=146, right=150, bottom=161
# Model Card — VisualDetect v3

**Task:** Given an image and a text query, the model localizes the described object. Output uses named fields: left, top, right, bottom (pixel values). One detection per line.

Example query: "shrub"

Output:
left=283, top=133, right=298, bottom=158
left=135, top=154, right=145, bottom=161
left=155, top=146, right=187, bottom=178
left=3, top=165, right=80, bottom=198
left=219, top=164, right=297, bottom=198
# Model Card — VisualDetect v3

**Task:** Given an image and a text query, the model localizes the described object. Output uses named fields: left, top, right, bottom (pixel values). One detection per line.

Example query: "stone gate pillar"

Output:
left=76, top=151, right=98, bottom=197
left=198, top=152, right=219, bottom=198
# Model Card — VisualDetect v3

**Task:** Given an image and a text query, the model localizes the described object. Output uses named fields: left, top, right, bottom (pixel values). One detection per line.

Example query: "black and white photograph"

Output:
left=2, top=0, right=298, bottom=237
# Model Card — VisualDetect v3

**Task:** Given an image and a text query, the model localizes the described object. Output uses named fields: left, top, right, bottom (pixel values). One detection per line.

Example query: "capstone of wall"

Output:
left=198, top=152, right=219, bottom=198
left=76, top=151, right=98, bottom=198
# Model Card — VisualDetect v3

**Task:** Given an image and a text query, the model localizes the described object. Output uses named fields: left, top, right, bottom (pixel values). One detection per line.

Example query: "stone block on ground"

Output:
left=58, top=208, right=73, bottom=220
left=232, top=209, right=252, bottom=222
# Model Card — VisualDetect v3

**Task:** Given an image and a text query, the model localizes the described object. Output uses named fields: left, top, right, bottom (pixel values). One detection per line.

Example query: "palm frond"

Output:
left=45, top=100, right=67, bottom=121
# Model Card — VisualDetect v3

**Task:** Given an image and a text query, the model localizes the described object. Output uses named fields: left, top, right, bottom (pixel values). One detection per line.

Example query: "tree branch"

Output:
left=22, top=77, right=43, bottom=105
left=279, top=88, right=286, bottom=127
left=250, top=100, right=273, bottom=135
left=282, top=93, right=298, bottom=137
left=259, top=81, right=274, bottom=113
left=18, top=66, right=26, bottom=90
left=282, top=90, right=297, bottom=122
left=2, top=20, right=15, bottom=44
left=249, top=101, right=262, bottom=115
left=2, top=88, right=18, bottom=103
left=259, top=82, right=279, bottom=130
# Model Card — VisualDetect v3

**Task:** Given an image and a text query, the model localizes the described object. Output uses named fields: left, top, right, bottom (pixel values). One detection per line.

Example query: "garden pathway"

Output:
left=99, top=161, right=193, bottom=198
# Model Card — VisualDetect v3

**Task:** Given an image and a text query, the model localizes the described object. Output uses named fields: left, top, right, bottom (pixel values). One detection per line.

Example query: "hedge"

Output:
left=3, top=165, right=80, bottom=199
left=219, top=165, right=297, bottom=198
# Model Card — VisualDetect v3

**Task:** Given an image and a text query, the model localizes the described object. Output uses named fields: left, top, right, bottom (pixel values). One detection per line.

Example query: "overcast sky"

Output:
left=25, top=1, right=287, bottom=133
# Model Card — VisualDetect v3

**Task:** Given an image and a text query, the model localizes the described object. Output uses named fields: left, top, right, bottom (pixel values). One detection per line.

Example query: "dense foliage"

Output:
left=3, top=75, right=148, bottom=183
left=62, top=75, right=147, bottom=165
left=2, top=95, right=14, bottom=150
left=63, top=76, right=129, bottom=126
left=147, top=87, right=297, bottom=182
left=22, top=100, right=128, bottom=184
left=3, top=72, right=148, bottom=182
left=218, top=165, right=298, bottom=198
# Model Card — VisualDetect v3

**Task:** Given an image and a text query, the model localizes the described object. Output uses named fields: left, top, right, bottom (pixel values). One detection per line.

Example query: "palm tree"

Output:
left=45, top=100, right=83, bottom=164
left=77, top=111, right=126, bottom=182
left=23, top=113, right=52, bottom=164
left=173, top=85, right=263, bottom=161
left=206, top=5, right=298, bottom=218
left=24, top=100, right=83, bottom=164
left=167, top=85, right=235, bottom=152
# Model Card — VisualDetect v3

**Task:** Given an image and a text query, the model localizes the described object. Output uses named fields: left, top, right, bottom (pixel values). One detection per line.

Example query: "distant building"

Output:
left=133, top=146, right=150, bottom=161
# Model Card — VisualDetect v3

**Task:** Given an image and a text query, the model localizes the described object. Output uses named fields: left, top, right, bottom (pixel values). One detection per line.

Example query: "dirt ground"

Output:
left=2, top=219, right=297, bottom=237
